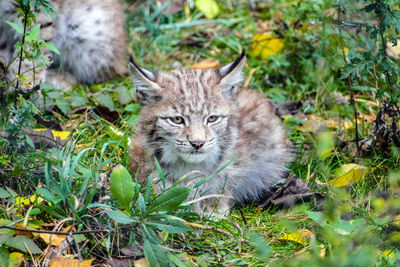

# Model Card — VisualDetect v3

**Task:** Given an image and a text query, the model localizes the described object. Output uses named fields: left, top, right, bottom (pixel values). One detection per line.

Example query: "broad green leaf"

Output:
left=143, top=239, right=165, bottom=267
left=166, top=252, right=190, bottom=267
left=331, top=219, right=357, bottom=235
left=117, top=86, right=134, bottom=105
left=0, top=188, right=11, bottom=199
left=94, top=93, right=115, bottom=111
left=37, top=188, right=61, bottom=204
left=124, top=103, right=140, bottom=113
left=6, top=236, right=42, bottom=254
left=70, top=94, right=88, bottom=107
left=110, top=165, right=136, bottom=210
left=104, top=210, right=136, bottom=224
left=147, top=219, right=190, bottom=234
left=305, top=211, right=325, bottom=225
left=0, top=233, right=13, bottom=245
left=249, top=232, right=270, bottom=260
left=25, top=24, right=40, bottom=42
left=329, top=163, right=371, bottom=187
left=0, top=247, right=9, bottom=267
left=43, top=42, right=60, bottom=54
left=5, top=21, right=24, bottom=35
left=194, top=0, right=219, bottom=19
left=55, top=98, right=72, bottom=115
left=147, top=187, right=190, bottom=214
left=317, top=132, right=334, bottom=159
left=137, top=193, right=146, bottom=216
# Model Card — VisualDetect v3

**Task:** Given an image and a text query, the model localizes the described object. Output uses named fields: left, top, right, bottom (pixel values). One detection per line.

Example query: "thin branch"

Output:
left=0, top=225, right=109, bottom=235
left=337, top=4, right=360, bottom=154
left=15, top=10, right=28, bottom=104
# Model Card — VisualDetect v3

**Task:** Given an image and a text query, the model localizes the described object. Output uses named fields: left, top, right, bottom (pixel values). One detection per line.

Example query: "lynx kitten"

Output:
left=129, top=51, right=290, bottom=212
left=0, top=0, right=126, bottom=89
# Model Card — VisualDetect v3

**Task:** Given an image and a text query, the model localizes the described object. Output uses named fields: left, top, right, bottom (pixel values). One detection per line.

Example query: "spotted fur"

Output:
left=0, top=0, right=127, bottom=89
left=129, top=52, right=290, bottom=212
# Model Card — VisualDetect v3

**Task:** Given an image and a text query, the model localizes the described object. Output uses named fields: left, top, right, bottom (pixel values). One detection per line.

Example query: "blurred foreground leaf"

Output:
left=194, top=0, right=219, bottom=19
left=279, top=229, right=313, bottom=245
left=329, top=163, right=371, bottom=187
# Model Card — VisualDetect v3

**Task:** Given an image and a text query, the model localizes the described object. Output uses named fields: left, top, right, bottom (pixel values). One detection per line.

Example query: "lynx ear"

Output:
left=217, top=50, right=246, bottom=98
left=129, top=56, right=162, bottom=105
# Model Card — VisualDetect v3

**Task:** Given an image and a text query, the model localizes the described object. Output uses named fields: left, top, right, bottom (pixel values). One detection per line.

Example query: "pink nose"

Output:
left=189, top=140, right=205, bottom=149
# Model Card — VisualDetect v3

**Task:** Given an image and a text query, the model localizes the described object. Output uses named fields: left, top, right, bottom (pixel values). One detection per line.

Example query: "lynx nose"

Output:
left=189, top=140, right=205, bottom=149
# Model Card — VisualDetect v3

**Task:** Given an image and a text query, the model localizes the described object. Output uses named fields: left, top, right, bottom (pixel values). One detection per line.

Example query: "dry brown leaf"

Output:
left=49, top=256, right=94, bottom=267
left=192, top=58, right=220, bottom=69
left=14, top=224, right=34, bottom=239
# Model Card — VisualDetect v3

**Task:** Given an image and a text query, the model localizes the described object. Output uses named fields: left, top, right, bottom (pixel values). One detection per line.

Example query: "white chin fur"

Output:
left=180, top=153, right=208, bottom=164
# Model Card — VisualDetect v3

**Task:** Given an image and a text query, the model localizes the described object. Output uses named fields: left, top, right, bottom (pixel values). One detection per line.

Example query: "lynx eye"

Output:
left=207, top=115, right=219, bottom=124
left=170, top=116, right=184, bottom=125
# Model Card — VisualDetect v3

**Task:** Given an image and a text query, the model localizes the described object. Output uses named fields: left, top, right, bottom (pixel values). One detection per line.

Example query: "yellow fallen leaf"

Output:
left=297, top=114, right=352, bottom=132
left=194, top=0, right=219, bottom=19
left=279, top=229, right=313, bottom=245
left=49, top=256, right=94, bottom=267
left=9, top=252, right=25, bottom=267
left=329, top=163, right=370, bottom=187
left=134, top=258, right=150, bottom=267
left=52, top=130, right=71, bottom=140
left=34, top=128, right=72, bottom=140
left=39, top=226, right=75, bottom=246
left=297, top=114, right=327, bottom=132
left=251, top=34, right=284, bottom=59
left=192, top=58, right=220, bottom=69
left=383, top=249, right=396, bottom=259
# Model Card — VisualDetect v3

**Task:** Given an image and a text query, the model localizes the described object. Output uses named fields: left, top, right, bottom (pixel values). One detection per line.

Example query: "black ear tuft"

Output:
left=128, top=56, right=161, bottom=105
left=129, top=55, right=156, bottom=82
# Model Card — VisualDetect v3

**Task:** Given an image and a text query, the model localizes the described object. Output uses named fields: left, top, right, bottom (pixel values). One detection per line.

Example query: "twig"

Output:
left=234, top=204, right=248, bottom=225
left=0, top=225, right=109, bottom=235
left=337, top=4, right=360, bottom=154
left=15, top=10, right=28, bottom=104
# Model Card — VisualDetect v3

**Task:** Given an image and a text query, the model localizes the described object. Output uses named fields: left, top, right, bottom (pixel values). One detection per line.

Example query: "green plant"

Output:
left=36, top=138, right=112, bottom=221
left=105, top=164, right=192, bottom=266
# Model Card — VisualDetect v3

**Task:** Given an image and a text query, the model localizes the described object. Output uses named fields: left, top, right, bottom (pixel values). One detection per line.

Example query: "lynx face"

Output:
left=155, top=102, right=229, bottom=164
left=129, top=53, right=245, bottom=167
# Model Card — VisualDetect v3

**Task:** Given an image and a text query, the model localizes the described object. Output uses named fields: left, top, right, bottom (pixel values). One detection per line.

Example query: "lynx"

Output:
left=129, top=51, right=290, bottom=212
left=0, top=0, right=127, bottom=89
